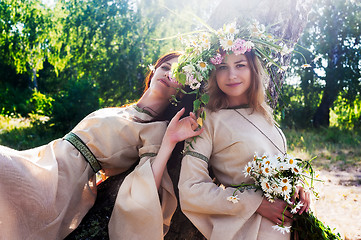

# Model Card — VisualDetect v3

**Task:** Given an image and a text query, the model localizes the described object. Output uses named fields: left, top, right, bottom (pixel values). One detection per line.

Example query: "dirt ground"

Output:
left=311, top=169, right=361, bottom=240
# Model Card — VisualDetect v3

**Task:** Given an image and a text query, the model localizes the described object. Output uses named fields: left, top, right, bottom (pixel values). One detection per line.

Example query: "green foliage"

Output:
left=284, top=127, right=361, bottom=170
left=0, top=114, right=62, bottom=150
left=0, top=82, right=33, bottom=116
left=287, top=0, right=361, bottom=128
left=276, top=84, right=321, bottom=129
left=50, top=78, right=99, bottom=134
left=29, top=90, right=54, bottom=116
left=330, top=95, right=361, bottom=129
left=292, top=212, right=342, bottom=240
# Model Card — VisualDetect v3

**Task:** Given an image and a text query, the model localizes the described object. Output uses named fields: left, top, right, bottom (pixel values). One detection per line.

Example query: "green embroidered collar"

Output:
left=133, top=104, right=156, bottom=118
left=227, top=104, right=250, bottom=109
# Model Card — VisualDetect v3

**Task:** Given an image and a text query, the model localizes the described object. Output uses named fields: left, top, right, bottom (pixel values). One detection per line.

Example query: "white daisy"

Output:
left=260, top=178, right=272, bottom=193
left=272, top=225, right=291, bottom=234
left=224, top=22, right=239, bottom=35
left=227, top=195, right=240, bottom=204
left=291, top=201, right=304, bottom=214
left=148, top=64, right=155, bottom=72
left=219, top=35, right=235, bottom=51
left=197, top=61, right=208, bottom=72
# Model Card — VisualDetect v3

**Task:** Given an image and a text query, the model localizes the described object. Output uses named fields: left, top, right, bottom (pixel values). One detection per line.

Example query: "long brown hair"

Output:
left=206, top=51, right=273, bottom=122
left=143, top=51, right=183, bottom=93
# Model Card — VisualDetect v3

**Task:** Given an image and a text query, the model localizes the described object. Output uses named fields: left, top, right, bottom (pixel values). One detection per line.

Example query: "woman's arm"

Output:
left=152, top=108, right=203, bottom=189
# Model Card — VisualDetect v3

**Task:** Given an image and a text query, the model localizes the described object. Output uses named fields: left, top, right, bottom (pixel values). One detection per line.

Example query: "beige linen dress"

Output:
left=178, top=107, right=290, bottom=240
left=0, top=104, right=176, bottom=240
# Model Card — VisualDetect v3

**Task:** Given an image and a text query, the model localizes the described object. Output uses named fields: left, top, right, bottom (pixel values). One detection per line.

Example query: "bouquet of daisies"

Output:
left=227, top=153, right=342, bottom=239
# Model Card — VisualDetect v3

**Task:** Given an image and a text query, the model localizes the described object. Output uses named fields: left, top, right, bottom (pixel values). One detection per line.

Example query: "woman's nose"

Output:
left=229, top=68, right=237, bottom=80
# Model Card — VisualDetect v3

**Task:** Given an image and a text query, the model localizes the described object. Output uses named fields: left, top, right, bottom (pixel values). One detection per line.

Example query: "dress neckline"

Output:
left=226, top=104, right=250, bottom=109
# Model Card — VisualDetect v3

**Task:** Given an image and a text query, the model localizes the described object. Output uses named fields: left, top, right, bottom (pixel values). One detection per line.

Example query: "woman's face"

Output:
left=215, top=53, right=251, bottom=107
left=149, top=57, right=181, bottom=99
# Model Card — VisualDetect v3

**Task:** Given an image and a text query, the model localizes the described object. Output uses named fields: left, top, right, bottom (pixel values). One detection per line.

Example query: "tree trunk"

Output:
left=312, top=10, right=342, bottom=128
left=66, top=1, right=312, bottom=239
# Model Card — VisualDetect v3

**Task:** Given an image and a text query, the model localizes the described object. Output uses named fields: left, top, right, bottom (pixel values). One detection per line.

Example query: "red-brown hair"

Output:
left=143, top=51, right=183, bottom=93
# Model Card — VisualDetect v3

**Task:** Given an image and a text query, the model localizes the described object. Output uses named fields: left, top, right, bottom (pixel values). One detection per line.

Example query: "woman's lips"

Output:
left=226, top=82, right=241, bottom=87
left=158, top=78, right=170, bottom=87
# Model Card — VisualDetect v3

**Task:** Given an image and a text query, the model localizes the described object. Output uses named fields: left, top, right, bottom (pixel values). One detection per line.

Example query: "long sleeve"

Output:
left=108, top=124, right=177, bottom=240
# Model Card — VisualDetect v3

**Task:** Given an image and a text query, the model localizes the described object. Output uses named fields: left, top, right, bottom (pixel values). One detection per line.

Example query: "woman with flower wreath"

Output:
left=0, top=51, right=202, bottom=240
left=176, top=22, right=311, bottom=239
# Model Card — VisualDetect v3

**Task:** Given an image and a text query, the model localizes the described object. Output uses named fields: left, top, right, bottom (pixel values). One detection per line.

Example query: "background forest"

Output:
left=0, top=0, right=360, bottom=140
left=0, top=0, right=361, bottom=238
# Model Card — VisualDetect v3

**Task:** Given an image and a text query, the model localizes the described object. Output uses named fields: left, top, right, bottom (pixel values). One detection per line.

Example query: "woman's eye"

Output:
left=236, top=64, right=245, bottom=68
left=161, top=66, right=170, bottom=71
left=217, top=65, right=227, bottom=70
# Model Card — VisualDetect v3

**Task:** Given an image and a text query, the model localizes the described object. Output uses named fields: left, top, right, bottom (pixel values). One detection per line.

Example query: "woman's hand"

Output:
left=256, top=198, right=293, bottom=225
left=292, top=186, right=311, bottom=215
left=163, top=108, right=203, bottom=146
left=152, top=108, right=203, bottom=189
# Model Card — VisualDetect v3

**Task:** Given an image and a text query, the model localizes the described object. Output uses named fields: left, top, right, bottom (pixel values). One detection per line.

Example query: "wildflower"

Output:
left=148, top=64, right=155, bottom=72
left=232, top=38, right=248, bottom=55
left=272, top=225, right=291, bottom=234
left=280, top=44, right=294, bottom=56
left=277, top=66, right=289, bottom=73
left=197, top=117, right=203, bottom=127
left=244, top=162, right=253, bottom=177
left=220, top=35, right=235, bottom=51
left=291, top=165, right=301, bottom=174
left=183, top=64, right=195, bottom=74
left=224, top=22, right=239, bottom=35
left=260, top=178, right=272, bottom=193
left=168, top=72, right=178, bottom=83
left=291, top=201, right=304, bottom=214
left=244, top=41, right=255, bottom=50
left=197, top=61, right=208, bottom=71
left=227, top=195, right=240, bottom=204
left=190, top=81, right=201, bottom=90
left=210, top=53, right=224, bottom=65
left=301, top=63, right=312, bottom=68
left=280, top=177, right=290, bottom=186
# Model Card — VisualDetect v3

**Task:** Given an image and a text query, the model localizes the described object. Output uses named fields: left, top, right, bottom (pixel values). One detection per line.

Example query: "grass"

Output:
left=284, top=127, right=361, bottom=171
left=0, top=114, right=63, bottom=150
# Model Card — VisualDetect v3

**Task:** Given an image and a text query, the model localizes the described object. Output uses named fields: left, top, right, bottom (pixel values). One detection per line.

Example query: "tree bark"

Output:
left=66, top=1, right=312, bottom=239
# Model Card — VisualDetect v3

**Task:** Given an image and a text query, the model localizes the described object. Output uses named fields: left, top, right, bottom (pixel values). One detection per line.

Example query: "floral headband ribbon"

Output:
left=170, top=21, right=310, bottom=123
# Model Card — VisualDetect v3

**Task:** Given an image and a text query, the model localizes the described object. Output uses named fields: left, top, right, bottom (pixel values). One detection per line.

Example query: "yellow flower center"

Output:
left=229, top=27, right=235, bottom=34
left=282, top=186, right=288, bottom=191
left=199, top=62, right=206, bottom=68
left=227, top=39, right=233, bottom=46
left=247, top=167, right=251, bottom=173
left=289, top=159, right=294, bottom=164
left=282, top=179, right=288, bottom=183
left=265, top=168, right=270, bottom=173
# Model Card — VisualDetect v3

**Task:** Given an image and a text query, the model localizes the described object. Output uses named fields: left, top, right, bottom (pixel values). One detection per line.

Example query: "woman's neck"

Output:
left=136, top=90, right=170, bottom=117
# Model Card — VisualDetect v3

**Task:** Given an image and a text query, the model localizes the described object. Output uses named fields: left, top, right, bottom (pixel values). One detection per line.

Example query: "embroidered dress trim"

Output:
left=63, top=132, right=102, bottom=173
left=133, top=105, right=156, bottom=118
left=233, top=185, right=258, bottom=193
left=139, top=152, right=157, bottom=159
left=184, top=151, right=209, bottom=163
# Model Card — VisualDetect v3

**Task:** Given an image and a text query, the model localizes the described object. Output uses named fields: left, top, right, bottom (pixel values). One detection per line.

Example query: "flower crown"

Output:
left=170, top=21, right=307, bottom=121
